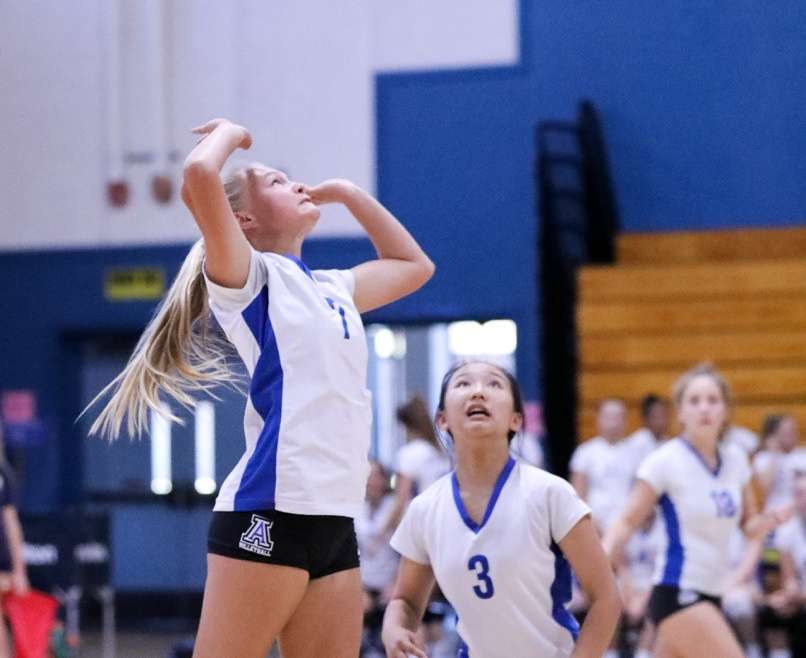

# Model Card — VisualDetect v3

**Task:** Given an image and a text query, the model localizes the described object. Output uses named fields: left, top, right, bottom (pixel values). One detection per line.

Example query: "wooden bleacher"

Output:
left=576, top=226, right=806, bottom=442
left=617, top=226, right=806, bottom=264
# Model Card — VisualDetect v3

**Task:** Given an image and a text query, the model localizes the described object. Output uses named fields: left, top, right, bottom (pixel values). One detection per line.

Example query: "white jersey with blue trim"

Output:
left=636, top=437, right=752, bottom=596
left=775, top=516, right=806, bottom=585
left=204, top=249, right=372, bottom=518
left=390, top=459, right=590, bottom=658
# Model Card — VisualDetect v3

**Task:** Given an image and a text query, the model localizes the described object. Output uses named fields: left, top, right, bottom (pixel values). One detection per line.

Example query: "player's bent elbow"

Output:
left=410, top=257, right=435, bottom=289
left=421, top=256, right=436, bottom=281
left=180, top=182, right=194, bottom=209
left=182, top=159, right=220, bottom=190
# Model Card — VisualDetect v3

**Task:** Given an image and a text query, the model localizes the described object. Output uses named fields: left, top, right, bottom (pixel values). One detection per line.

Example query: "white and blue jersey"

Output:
left=204, top=249, right=372, bottom=518
left=636, top=437, right=752, bottom=596
left=390, top=458, right=590, bottom=658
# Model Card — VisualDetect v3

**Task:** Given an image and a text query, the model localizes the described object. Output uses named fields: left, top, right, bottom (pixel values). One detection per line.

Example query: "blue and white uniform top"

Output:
left=570, top=435, right=648, bottom=531
left=775, top=516, right=806, bottom=586
left=636, top=437, right=752, bottom=597
left=391, top=458, right=590, bottom=658
left=204, top=249, right=372, bottom=518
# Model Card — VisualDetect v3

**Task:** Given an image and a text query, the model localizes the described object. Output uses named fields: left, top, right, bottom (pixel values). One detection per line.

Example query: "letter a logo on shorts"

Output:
left=238, top=514, right=275, bottom=557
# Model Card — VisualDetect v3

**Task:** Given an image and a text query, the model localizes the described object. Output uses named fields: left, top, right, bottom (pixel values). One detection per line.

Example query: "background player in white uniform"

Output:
left=89, top=117, right=434, bottom=658
left=570, top=398, right=645, bottom=533
left=625, top=393, right=670, bottom=458
left=386, top=395, right=451, bottom=531
left=754, top=413, right=806, bottom=511
left=356, top=462, right=400, bottom=656
left=604, top=363, right=792, bottom=658
left=382, top=361, right=620, bottom=658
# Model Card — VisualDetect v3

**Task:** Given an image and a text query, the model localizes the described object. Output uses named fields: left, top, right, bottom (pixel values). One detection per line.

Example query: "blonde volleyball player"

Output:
left=604, top=364, right=793, bottom=658
left=382, top=361, right=621, bottom=658
left=89, top=118, right=434, bottom=658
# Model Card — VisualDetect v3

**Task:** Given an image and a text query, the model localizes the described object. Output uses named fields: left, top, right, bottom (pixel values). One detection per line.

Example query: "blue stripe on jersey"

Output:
left=451, top=457, right=516, bottom=533
left=283, top=253, right=314, bottom=279
left=457, top=636, right=470, bottom=657
left=549, top=542, right=580, bottom=641
left=235, top=285, right=283, bottom=510
left=659, top=494, right=684, bottom=585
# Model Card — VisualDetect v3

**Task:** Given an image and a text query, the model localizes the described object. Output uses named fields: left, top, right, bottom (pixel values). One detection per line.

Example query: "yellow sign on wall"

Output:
left=104, top=267, right=166, bottom=301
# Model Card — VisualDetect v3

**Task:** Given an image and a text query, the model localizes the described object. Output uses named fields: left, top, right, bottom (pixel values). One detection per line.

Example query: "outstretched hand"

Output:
left=747, top=504, right=795, bottom=539
left=191, top=118, right=252, bottom=149
left=306, top=179, right=358, bottom=206
left=762, top=505, right=795, bottom=532
left=383, top=627, right=428, bottom=658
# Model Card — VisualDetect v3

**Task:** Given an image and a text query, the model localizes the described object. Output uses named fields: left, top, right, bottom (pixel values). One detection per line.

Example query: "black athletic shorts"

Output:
left=207, top=510, right=360, bottom=579
left=647, top=584, right=722, bottom=625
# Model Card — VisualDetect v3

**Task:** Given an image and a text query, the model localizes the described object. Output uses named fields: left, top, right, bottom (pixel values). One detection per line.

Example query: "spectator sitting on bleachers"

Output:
left=722, top=529, right=765, bottom=658
left=754, top=414, right=806, bottom=512
left=625, top=393, right=670, bottom=459
left=355, top=462, right=399, bottom=657
left=762, top=473, right=806, bottom=658
left=570, top=399, right=643, bottom=534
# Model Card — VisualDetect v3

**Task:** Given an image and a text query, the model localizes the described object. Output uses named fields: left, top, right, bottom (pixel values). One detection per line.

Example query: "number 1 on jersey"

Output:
left=468, top=554, right=495, bottom=599
left=325, top=297, right=350, bottom=339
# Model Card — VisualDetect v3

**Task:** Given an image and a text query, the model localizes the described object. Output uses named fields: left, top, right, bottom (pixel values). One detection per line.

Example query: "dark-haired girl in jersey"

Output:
left=383, top=361, right=620, bottom=658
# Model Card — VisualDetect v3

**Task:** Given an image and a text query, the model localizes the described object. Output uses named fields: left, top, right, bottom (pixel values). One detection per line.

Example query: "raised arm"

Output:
left=560, top=516, right=621, bottom=658
left=182, top=118, right=253, bottom=288
left=307, top=180, right=434, bottom=313
left=382, top=557, right=435, bottom=658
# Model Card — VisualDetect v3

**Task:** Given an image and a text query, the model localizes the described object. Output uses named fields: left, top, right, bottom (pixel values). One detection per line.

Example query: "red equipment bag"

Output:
left=3, top=590, right=59, bottom=658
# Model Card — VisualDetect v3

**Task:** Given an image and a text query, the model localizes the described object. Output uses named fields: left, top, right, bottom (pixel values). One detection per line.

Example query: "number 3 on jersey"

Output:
left=468, top=554, right=495, bottom=599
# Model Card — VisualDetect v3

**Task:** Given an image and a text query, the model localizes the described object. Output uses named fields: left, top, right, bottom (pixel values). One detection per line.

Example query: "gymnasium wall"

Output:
left=0, top=0, right=517, bottom=249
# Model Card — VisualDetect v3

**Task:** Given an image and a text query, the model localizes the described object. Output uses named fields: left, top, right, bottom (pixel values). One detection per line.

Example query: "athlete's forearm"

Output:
left=382, top=598, right=428, bottom=658
left=382, top=598, right=421, bottom=634
left=741, top=506, right=791, bottom=540
left=602, top=516, right=633, bottom=562
left=184, top=121, right=246, bottom=175
left=3, top=508, right=26, bottom=576
left=342, top=185, right=432, bottom=268
left=571, top=589, right=622, bottom=658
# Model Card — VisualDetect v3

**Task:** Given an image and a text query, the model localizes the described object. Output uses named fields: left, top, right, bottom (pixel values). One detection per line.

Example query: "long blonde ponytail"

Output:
left=86, top=239, right=243, bottom=440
